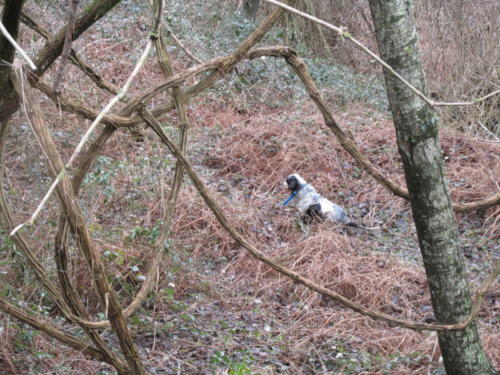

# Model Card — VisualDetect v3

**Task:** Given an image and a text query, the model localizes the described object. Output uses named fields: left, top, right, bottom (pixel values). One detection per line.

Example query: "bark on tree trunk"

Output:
left=367, top=1, right=495, bottom=374
left=0, top=0, right=26, bottom=122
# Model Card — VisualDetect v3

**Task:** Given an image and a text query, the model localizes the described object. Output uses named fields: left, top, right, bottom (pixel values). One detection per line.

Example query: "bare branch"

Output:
left=29, top=40, right=500, bottom=214
left=0, top=296, right=108, bottom=363
left=0, top=118, right=127, bottom=369
left=53, top=0, right=80, bottom=94
left=11, top=40, right=153, bottom=236
left=33, top=0, right=122, bottom=77
left=122, top=0, right=299, bottom=116
left=121, top=0, right=192, bottom=319
left=164, top=25, right=203, bottom=64
left=282, top=50, right=500, bottom=212
left=34, top=80, right=125, bottom=125
left=11, top=64, right=146, bottom=374
left=17, top=5, right=120, bottom=95
left=31, top=47, right=293, bottom=128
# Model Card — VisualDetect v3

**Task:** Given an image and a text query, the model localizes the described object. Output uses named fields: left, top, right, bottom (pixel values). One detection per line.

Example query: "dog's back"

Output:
left=319, top=197, right=351, bottom=224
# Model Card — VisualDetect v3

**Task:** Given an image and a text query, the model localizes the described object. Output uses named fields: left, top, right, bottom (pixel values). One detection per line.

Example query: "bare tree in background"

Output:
left=243, top=0, right=261, bottom=21
left=367, top=0, right=494, bottom=374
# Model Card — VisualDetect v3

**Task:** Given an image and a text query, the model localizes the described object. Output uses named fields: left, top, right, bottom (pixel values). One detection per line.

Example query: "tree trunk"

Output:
left=367, top=1, right=494, bottom=374
left=0, top=0, right=26, bottom=122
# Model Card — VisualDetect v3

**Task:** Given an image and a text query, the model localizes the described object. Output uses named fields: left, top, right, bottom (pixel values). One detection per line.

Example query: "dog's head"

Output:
left=286, top=173, right=307, bottom=192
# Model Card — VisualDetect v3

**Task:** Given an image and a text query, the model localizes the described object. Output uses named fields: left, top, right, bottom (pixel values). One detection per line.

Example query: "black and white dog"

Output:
left=284, top=173, right=360, bottom=227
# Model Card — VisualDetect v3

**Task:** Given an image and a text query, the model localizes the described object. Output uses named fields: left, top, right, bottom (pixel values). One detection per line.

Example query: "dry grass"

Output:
left=170, top=98, right=498, bottom=372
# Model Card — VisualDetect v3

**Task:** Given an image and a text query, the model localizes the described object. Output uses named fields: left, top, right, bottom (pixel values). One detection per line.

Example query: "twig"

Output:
left=477, top=121, right=500, bottom=142
left=164, top=25, right=203, bottom=64
left=0, top=20, right=36, bottom=69
left=263, top=0, right=500, bottom=107
left=53, top=0, right=80, bottom=94
left=10, top=39, right=153, bottom=236
left=427, top=334, right=439, bottom=375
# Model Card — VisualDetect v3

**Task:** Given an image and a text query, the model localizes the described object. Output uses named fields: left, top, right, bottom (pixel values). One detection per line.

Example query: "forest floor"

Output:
left=0, top=1, right=498, bottom=374
left=2, top=94, right=498, bottom=375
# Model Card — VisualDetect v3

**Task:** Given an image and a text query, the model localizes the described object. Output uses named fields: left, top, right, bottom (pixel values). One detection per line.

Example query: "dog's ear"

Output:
left=286, top=175, right=298, bottom=191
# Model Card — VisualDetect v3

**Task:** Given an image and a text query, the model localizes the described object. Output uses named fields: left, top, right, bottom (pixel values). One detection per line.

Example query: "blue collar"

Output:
left=283, top=191, right=298, bottom=206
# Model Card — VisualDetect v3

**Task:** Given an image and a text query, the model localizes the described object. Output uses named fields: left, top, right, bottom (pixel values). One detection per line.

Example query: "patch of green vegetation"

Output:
left=97, top=370, right=118, bottom=375
left=82, top=155, right=125, bottom=200
left=210, top=350, right=259, bottom=375
left=12, top=323, right=36, bottom=353
left=129, top=224, right=161, bottom=242
left=306, top=341, right=437, bottom=374
left=390, top=15, right=404, bottom=23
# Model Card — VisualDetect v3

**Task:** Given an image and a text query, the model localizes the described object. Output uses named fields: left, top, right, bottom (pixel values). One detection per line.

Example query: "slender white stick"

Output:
left=67, top=41, right=152, bottom=167
left=10, top=40, right=153, bottom=236
left=263, top=0, right=500, bottom=107
left=0, top=20, right=37, bottom=69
